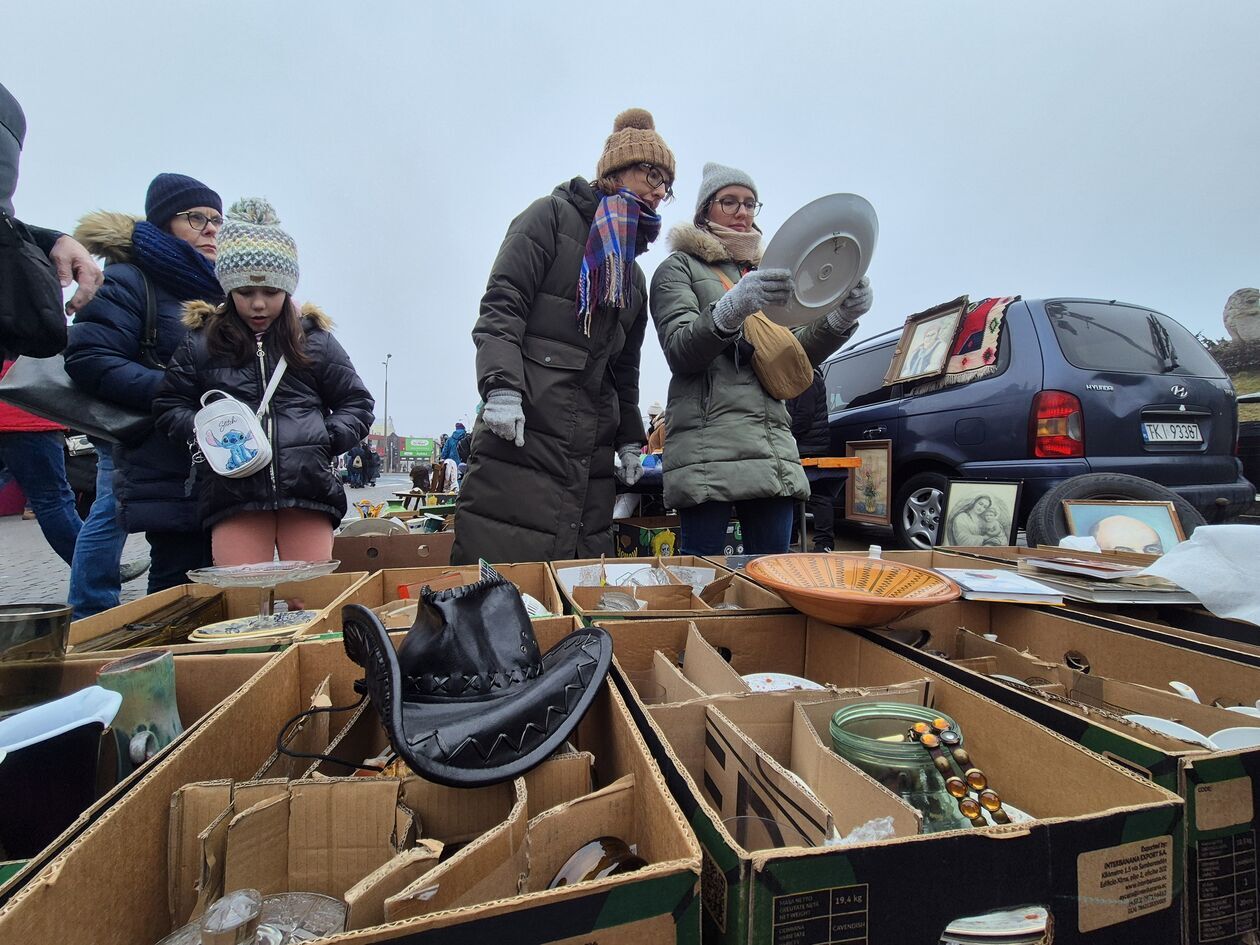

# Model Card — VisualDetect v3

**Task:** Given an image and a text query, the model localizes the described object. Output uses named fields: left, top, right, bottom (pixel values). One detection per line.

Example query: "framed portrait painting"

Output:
left=883, top=296, right=967, bottom=385
left=844, top=439, right=892, bottom=526
left=1061, top=500, right=1186, bottom=556
left=941, top=480, right=1022, bottom=547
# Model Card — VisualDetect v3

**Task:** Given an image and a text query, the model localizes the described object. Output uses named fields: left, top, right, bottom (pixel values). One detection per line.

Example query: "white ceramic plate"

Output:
left=1208, top=727, right=1260, bottom=751
left=1123, top=714, right=1217, bottom=750
left=760, top=193, right=878, bottom=327
left=741, top=672, right=826, bottom=693
left=1225, top=706, right=1260, bottom=719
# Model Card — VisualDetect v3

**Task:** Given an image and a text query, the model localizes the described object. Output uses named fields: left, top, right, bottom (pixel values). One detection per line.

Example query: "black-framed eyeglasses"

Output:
left=710, top=196, right=762, bottom=217
left=637, top=163, right=675, bottom=200
left=173, top=210, right=224, bottom=232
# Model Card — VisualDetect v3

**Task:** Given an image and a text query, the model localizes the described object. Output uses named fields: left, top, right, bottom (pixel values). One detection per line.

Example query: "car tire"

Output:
left=1024, top=473, right=1207, bottom=547
left=893, top=471, right=950, bottom=550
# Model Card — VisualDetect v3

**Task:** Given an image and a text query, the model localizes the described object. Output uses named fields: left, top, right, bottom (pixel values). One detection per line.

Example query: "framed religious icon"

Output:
left=883, top=296, right=967, bottom=385
left=844, top=439, right=892, bottom=526
left=941, top=480, right=1022, bottom=547
left=1061, top=500, right=1186, bottom=556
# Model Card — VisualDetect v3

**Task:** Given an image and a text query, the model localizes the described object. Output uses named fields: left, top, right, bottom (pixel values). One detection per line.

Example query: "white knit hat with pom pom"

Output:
left=595, top=107, right=675, bottom=181
left=214, top=197, right=299, bottom=296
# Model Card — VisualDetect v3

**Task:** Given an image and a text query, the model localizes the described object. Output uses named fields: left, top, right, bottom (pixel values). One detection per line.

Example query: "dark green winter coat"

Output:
left=648, top=224, right=857, bottom=510
left=452, top=178, right=648, bottom=565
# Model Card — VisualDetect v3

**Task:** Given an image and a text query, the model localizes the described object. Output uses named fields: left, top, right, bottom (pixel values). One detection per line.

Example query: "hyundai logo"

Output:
left=1170, top=385, right=1189, bottom=399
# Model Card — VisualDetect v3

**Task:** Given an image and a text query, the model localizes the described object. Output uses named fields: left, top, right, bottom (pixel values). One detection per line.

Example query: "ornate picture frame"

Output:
left=844, top=439, right=892, bottom=526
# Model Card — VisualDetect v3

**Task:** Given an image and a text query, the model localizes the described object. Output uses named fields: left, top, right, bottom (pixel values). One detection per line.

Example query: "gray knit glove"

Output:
left=712, top=268, right=793, bottom=333
left=615, top=444, right=644, bottom=486
left=483, top=389, right=525, bottom=447
left=826, top=277, right=873, bottom=332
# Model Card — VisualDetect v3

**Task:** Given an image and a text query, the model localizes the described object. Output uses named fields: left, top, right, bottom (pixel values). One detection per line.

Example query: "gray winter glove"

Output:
left=712, top=267, right=793, bottom=333
left=615, top=444, right=644, bottom=486
left=826, top=276, right=873, bottom=332
left=483, top=388, right=525, bottom=447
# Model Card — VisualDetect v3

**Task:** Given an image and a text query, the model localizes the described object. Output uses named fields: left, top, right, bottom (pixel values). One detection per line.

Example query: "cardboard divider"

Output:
left=598, top=615, right=1184, bottom=945
left=524, top=774, right=638, bottom=891
left=680, top=624, right=749, bottom=696
left=64, top=571, right=370, bottom=657
left=332, top=532, right=455, bottom=573
left=344, top=840, right=444, bottom=931
left=0, top=620, right=701, bottom=945
left=552, top=555, right=749, bottom=620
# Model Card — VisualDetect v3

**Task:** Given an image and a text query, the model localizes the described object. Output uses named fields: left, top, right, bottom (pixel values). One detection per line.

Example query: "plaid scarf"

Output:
left=575, top=190, right=660, bottom=335
left=130, top=220, right=224, bottom=303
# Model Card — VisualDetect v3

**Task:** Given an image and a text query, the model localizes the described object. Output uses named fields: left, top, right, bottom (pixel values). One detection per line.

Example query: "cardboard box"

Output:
left=333, top=532, right=455, bottom=572
left=65, top=571, right=370, bottom=658
left=311, top=562, right=567, bottom=633
left=0, top=649, right=273, bottom=899
left=871, top=599, right=1260, bottom=945
left=0, top=619, right=703, bottom=944
left=597, top=615, right=1185, bottom=945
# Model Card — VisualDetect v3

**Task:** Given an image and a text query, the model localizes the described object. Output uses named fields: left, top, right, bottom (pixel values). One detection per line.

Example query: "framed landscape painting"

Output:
left=844, top=440, right=892, bottom=526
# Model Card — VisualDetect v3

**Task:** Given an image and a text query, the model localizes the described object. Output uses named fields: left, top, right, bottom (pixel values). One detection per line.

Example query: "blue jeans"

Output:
left=0, top=431, right=82, bottom=565
left=679, top=497, right=795, bottom=555
left=69, top=443, right=127, bottom=619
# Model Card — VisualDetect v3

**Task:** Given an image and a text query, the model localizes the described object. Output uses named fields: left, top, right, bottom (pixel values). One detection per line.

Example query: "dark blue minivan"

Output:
left=821, top=297, right=1252, bottom=547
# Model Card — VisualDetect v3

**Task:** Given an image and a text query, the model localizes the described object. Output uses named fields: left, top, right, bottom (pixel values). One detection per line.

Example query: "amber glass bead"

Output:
left=933, top=718, right=951, bottom=732
left=965, top=768, right=988, bottom=791
left=946, top=777, right=968, bottom=798
left=920, top=732, right=940, bottom=749
left=979, top=789, right=1002, bottom=812
left=911, top=721, right=931, bottom=738
left=959, top=796, right=981, bottom=819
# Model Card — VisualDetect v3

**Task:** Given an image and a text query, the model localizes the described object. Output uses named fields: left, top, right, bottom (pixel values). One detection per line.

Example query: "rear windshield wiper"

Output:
left=1147, top=313, right=1179, bottom=373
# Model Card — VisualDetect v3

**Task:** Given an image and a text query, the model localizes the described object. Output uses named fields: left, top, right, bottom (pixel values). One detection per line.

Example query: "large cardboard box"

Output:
left=310, top=562, right=567, bottom=633
left=0, top=649, right=273, bottom=899
left=872, top=599, right=1260, bottom=945
left=553, top=555, right=788, bottom=620
left=333, top=531, right=455, bottom=572
left=598, top=615, right=1185, bottom=945
left=0, top=619, right=703, bottom=944
left=64, top=571, right=369, bottom=658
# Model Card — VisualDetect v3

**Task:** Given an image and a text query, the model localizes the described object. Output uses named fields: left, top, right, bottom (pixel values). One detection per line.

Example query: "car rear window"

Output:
left=823, top=343, right=896, bottom=410
left=1046, top=301, right=1225, bottom=378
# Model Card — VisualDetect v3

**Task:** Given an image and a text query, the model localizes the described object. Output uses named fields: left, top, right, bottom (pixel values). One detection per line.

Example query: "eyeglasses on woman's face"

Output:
left=636, top=163, right=675, bottom=201
left=173, top=210, right=224, bottom=233
left=710, top=196, right=762, bottom=217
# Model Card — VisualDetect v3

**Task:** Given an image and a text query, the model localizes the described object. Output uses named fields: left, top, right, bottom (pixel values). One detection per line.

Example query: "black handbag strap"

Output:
left=136, top=269, right=161, bottom=370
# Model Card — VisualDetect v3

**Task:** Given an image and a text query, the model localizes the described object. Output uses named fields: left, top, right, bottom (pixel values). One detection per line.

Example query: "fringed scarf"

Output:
left=130, top=220, right=224, bottom=303
left=575, top=190, right=661, bottom=335
left=705, top=221, right=763, bottom=267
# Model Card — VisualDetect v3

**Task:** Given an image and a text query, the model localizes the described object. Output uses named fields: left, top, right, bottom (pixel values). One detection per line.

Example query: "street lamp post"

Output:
left=382, top=353, right=392, bottom=473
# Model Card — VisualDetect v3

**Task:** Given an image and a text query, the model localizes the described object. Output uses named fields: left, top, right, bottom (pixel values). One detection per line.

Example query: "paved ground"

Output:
left=0, top=474, right=411, bottom=608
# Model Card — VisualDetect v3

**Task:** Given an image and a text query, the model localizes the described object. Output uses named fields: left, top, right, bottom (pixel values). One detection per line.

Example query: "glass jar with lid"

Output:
left=829, top=702, right=975, bottom=833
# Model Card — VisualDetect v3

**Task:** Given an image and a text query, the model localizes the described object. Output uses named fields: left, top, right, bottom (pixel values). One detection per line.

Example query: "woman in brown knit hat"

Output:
left=453, top=108, right=675, bottom=565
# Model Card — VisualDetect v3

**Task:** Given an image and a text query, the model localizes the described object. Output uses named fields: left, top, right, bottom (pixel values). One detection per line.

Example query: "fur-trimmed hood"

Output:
left=73, top=210, right=140, bottom=264
left=181, top=299, right=335, bottom=332
left=666, top=223, right=763, bottom=265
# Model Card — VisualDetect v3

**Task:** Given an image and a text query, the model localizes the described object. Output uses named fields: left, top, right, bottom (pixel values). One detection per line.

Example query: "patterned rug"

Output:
left=914, top=296, right=1019, bottom=392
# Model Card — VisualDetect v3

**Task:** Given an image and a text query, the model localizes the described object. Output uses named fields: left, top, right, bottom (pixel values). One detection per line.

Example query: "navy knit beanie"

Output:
left=145, top=172, right=222, bottom=227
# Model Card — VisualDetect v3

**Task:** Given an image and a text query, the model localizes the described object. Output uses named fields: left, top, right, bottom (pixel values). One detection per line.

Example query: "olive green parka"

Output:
left=648, top=224, right=857, bottom=510
left=452, top=178, right=648, bottom=565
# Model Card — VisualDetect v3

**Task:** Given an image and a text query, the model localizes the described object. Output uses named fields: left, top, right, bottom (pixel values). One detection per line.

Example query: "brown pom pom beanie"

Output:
left=595, top=107, right=676, bottom=181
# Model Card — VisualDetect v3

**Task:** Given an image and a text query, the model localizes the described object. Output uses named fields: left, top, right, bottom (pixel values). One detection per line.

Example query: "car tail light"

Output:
left=1031, top=390, right=1084, bottom=458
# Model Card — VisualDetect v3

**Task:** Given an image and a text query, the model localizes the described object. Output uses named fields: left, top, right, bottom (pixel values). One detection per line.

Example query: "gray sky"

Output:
left=7, top=1, right=1258, bottom=438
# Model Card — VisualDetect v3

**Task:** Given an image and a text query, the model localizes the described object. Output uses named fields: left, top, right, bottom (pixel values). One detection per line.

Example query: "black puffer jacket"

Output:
left=153, top=301, right=374, bottom=529
left=788, top=370, right=831, bottom=458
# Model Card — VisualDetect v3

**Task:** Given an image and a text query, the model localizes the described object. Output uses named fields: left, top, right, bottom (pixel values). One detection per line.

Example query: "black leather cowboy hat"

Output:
left=341, top=574, right=611, bottom=787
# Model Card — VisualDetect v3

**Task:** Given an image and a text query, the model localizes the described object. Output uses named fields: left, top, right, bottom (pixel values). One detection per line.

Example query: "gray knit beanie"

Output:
left=215, top=197, right=299, bottom=296
left=695, top=162, right=758, bottom=217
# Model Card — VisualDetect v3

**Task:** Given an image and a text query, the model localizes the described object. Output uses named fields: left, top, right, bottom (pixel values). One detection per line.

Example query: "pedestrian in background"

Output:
left=154, top=199, right=374, bottom=565
left=453, top=108, right=672, bottom=564
left=347, top=443, right=366, bottom=488
left=649, top=162, right=871, bottom=555
left=63, top=172, right=225, bottom=612
left=788, top=370, right=838, bottom=552
left=439, top=421, right=466, bottom=462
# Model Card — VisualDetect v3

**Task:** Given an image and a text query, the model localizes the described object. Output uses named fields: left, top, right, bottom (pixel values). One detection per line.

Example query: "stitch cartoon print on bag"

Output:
left=208, top=428, right=258, bottom=471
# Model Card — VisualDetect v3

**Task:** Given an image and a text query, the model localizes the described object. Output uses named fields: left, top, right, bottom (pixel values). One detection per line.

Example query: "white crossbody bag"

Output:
left=193, top=356, right=288, bottom=479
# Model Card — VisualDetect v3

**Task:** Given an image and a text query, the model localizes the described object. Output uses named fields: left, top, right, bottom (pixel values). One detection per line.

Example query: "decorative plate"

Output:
left=185, top=560, right=340, bottom=589
left=744, top=554, right=959, bottom=627
left=187, top=610, right=318, bottom=642
left=760, top=193, right=878, bottom=327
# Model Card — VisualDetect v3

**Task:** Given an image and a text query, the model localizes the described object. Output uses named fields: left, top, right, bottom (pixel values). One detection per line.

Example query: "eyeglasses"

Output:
left=710, top=196, right=762, bottom=217
left=637, top=163, right=675, bottom=200
left=173, top=211, right=224, bottom=232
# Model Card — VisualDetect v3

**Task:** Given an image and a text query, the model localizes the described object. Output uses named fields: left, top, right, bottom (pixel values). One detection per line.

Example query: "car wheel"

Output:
left=893, top=472, right=950, bottom=549
left=1024, top=473, right=1207, bottom=547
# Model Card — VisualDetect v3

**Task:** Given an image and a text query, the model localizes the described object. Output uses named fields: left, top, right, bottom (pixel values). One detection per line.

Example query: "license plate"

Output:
left=1142, top=421, right=1202, bottom=443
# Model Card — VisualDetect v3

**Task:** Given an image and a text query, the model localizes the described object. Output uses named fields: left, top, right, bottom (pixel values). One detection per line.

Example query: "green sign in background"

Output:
left=400, top=437, right=435, bottom=458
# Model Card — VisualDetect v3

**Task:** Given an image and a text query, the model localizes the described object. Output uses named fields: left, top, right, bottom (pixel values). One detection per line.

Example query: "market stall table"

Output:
left=796, top=456, right=861, bottom=550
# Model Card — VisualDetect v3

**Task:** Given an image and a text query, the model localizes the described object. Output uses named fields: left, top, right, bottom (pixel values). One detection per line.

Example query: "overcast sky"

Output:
left=7, top=2, right=1258, bottom=438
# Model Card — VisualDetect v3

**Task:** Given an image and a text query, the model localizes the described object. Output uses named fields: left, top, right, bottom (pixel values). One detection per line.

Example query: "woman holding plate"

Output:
left=649, top=163, right=873, bottom=554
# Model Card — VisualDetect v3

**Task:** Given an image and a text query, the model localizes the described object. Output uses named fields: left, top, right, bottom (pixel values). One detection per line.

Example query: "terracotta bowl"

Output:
left=744, top=555, right=961, bottom=627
